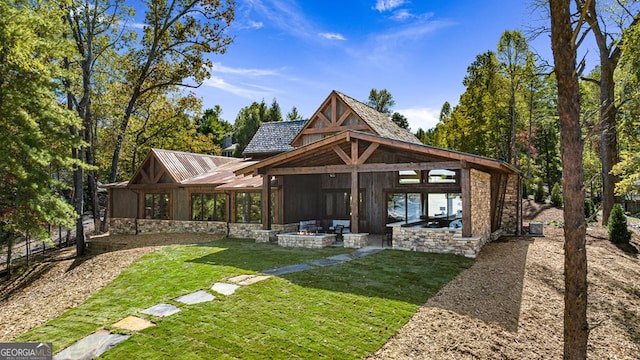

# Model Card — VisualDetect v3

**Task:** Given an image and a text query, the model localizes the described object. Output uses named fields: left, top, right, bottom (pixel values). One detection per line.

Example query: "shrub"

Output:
left=534, top=180, right=545, bottom=203
left=608, top=204, right=631, bottom=244
left=550, top=183, right=563, bottom=207
left=584, top=198, right=595, bottom=219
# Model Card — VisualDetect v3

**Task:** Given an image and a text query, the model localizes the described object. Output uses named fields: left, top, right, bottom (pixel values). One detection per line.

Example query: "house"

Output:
left=104, top=91, right=521, bottom=257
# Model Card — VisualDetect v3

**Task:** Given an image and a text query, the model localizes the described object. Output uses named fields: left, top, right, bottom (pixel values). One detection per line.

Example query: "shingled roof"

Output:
left=334, top=91, right=421, bottom=144
left=243, top=120, right=307, bottom=157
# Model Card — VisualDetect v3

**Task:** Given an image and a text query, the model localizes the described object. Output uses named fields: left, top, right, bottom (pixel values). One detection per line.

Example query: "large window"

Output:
left=236, top=192, right=261, bottom=223
left=426, top=193, right=462, bottom=218
left=387, top=193, right=422, bottom=224
left=191, top=193, right=226, bottom=221
left=398, top=170, right=422, bottom=184
left=428, top=169, right=457, bottom=184
left=144, top=193, right=169, bottom=219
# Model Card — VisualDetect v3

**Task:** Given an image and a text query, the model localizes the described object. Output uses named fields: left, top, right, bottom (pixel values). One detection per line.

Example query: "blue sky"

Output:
left=193, top=0, right=553, bottom=131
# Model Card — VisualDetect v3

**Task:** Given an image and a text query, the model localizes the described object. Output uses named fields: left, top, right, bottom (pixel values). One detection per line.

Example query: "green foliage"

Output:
left=367, top=88, right=395, bottom=115
left=522, top=178, right=532, bottom=198
left=20, top=239, right=472, bottom=358
left=196, top=105, right=232, bottom=147
left=0, top=0, right=82, bottom=242
left=391, top=112, right=409, bottom=129
left=233, top=101, right=269, bottom=157
left=286, top=106, right=303, bottom=120
left=584, top=198, right=595, bottom=219
left=266, top=98, right=282, bottom=122
left=550, top=182, right=563, bottom=207
left=608, top=204, right=631, bottom=244
left=534, top=180, right=545, bottom=203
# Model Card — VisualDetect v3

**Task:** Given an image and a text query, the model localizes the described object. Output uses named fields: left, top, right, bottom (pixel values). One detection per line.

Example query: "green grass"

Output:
left=18, top=238, right=473, bottom=359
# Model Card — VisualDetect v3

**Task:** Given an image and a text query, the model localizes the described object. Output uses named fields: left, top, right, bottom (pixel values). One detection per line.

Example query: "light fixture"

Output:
left=329, top=173, right=336, bottom=178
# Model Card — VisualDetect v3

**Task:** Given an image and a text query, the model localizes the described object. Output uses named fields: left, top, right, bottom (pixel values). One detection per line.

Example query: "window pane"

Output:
left=427, top=193, right=448, bottom=217
left=213, top=194, right=226, bottom=221
left=387, top=193, right=406, bottom=223
left=159, top=193, right=169, bottom=219
left=428, top=169, right=456, bottom=183
left=203, top=194, right=215, bottom=220
left=192, top=194, right=203, bottom=220
left=236, top=193, right=247, bottom=223
left=407, top=193, right=422, bottom=222
left=250, top=193, right=261, bottom=223
left=399, top=170, right=421, bottom=184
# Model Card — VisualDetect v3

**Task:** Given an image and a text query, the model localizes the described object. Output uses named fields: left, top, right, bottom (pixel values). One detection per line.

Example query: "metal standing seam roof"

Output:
left=242, top=120, right=307, bottom=156
left=181, top=160, right=260, bottom=185
left=150, top=148, right=237, bottom=183
left=334, top=91, right=422, bottom=145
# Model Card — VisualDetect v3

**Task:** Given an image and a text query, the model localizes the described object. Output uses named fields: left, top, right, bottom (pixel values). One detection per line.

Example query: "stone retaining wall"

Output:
left=277, top=233, right=336, bottom=248
left=343, top=233, right=368, bottom=248
left=228, top=223, right=262, bottom=239
left=470, top=169, right=491, bottom=245
left=392, top=227, right=480, bottom=258
left=110, top=218, right=137, bottom=235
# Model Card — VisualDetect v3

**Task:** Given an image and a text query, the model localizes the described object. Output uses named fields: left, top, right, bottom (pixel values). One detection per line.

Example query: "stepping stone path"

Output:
left=112, top=316, right=155, bottom=331
left=211, top=282, right=240, bottom=295
left=227, top=274, right=271, bottom=286
left=174, top=290, right=215, bottom=305
left=140, top=303, right=180, bottom=317
left=55, top=247, right=384, bottom=359
left=53, top=329, right=129, bottom=360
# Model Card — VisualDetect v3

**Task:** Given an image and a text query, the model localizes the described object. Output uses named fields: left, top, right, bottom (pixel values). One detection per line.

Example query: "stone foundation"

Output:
left=392, top=227, right=480, bottom=258
left=276, top=233, right=336, bottom=248
left=254, top=229, right=280, bottom=243
left=110, top=218, right=228, bottom=236
left=343, top=233, right=368, bottom=248
left=271, top=223, right=299, bottom=233
left=228, top=223, right=262, bottom=239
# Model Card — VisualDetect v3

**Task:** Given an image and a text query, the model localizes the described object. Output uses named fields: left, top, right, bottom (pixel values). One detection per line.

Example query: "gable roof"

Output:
left=243, top=120, right=307, bottom=157
left=334, top=91, right=421, bottom=144
left=289, top=90, right=421, bottom=147
left=238, top=130, right=519, bottom=176
left=129, top=148, right=237, bottom=185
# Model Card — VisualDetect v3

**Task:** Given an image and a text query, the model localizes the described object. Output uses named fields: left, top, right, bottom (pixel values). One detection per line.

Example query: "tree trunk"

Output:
left=73, top=144, right=86, bottom=256
left=4, top=232, right=13, bottom=277
left=599, top=61, right=618, bottom=224
left=550, top=1, right=588, bottom=359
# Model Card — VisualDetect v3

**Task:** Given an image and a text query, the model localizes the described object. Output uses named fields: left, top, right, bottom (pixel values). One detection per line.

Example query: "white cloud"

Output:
left=248, top=20, right=264, bottom=29
left=319, top=32, right=346, bottom=41
left=397, top=107, right=440, bottom=131
left=210, top=62, right=280, bottom=76
left=390, top=9, right=413, bottom=21
left=202, top=76, right=276, bottom=99
left=374, top=0, right=406, bottom=12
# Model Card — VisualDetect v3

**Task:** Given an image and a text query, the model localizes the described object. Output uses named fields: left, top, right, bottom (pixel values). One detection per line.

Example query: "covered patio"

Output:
left=237, top=130, right=521, bottom=257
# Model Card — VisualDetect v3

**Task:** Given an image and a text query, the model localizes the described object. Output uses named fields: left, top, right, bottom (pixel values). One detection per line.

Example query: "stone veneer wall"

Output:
left=110, top=218, right=137, bottom=235
left=110, top=218, right=228, bottom=235
left=254, top=229, right=280, bottom=243
left=343, top=233, right=368, bottom=248
left=277, top=233, right=336, bottom=248
left=470, top=169, right=492, bottom=246
left=228, top=223, right=262, bottom=239
left=501, top=173, right=520, bottom=235
left=271, top=223, right=299, bottom=233
left=391, top=227, right=480, bottom=258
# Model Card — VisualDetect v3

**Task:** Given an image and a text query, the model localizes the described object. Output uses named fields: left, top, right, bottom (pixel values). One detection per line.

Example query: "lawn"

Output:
left=18, top=238, right=473, bottom=359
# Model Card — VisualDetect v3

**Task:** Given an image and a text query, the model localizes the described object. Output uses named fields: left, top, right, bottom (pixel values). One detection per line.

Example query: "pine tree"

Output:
left=608, top=204, right=631, bottom=244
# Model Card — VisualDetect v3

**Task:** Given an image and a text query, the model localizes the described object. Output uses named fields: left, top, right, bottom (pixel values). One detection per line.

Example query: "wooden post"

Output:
left=351, top=169, right=359, bottom=234
left=460, top=166, right=472, bottom=237
left=262, top=174, right=270, bottom=230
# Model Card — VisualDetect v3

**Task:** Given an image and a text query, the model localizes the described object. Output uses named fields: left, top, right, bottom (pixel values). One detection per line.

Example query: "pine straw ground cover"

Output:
left=369, top=200, right=640, bottom=359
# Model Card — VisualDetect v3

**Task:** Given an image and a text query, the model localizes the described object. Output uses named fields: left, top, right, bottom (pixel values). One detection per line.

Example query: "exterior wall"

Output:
left=271, top=223, right=299, bottom=233
left=228, top=223, right=262, bottom=239
left=173, top=187, right=190, bottom=220
left=470, top=169, right=492, bottom=245
left=109, top=218, right=227, bottom=235
left=392, top=227, right=480, bottom=258
left=501, top=173, right=520, bottom=235
left=110, top=189, right=138, bottom=218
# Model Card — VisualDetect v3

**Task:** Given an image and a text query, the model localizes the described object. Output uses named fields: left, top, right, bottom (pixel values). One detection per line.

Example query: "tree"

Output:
left=0, top=0, right=82, bottom=274
left=196, top=105, right=233, bottom=147
left=107, top=0, right=235, bottom=184
left=233, top=101, right=269, bottom=157
left=391, top=112, right=409, bottom=129
left=366, top=88, right=395, bottom=115
left=286, top=106, right=304, bottom=121
left=581, top=1, right=640, bottom=225
left=266, top=98, right=283, bottom=122
left=549, top=0, right=588, bottom=357
left=497, top=30, right=535, bottom=165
